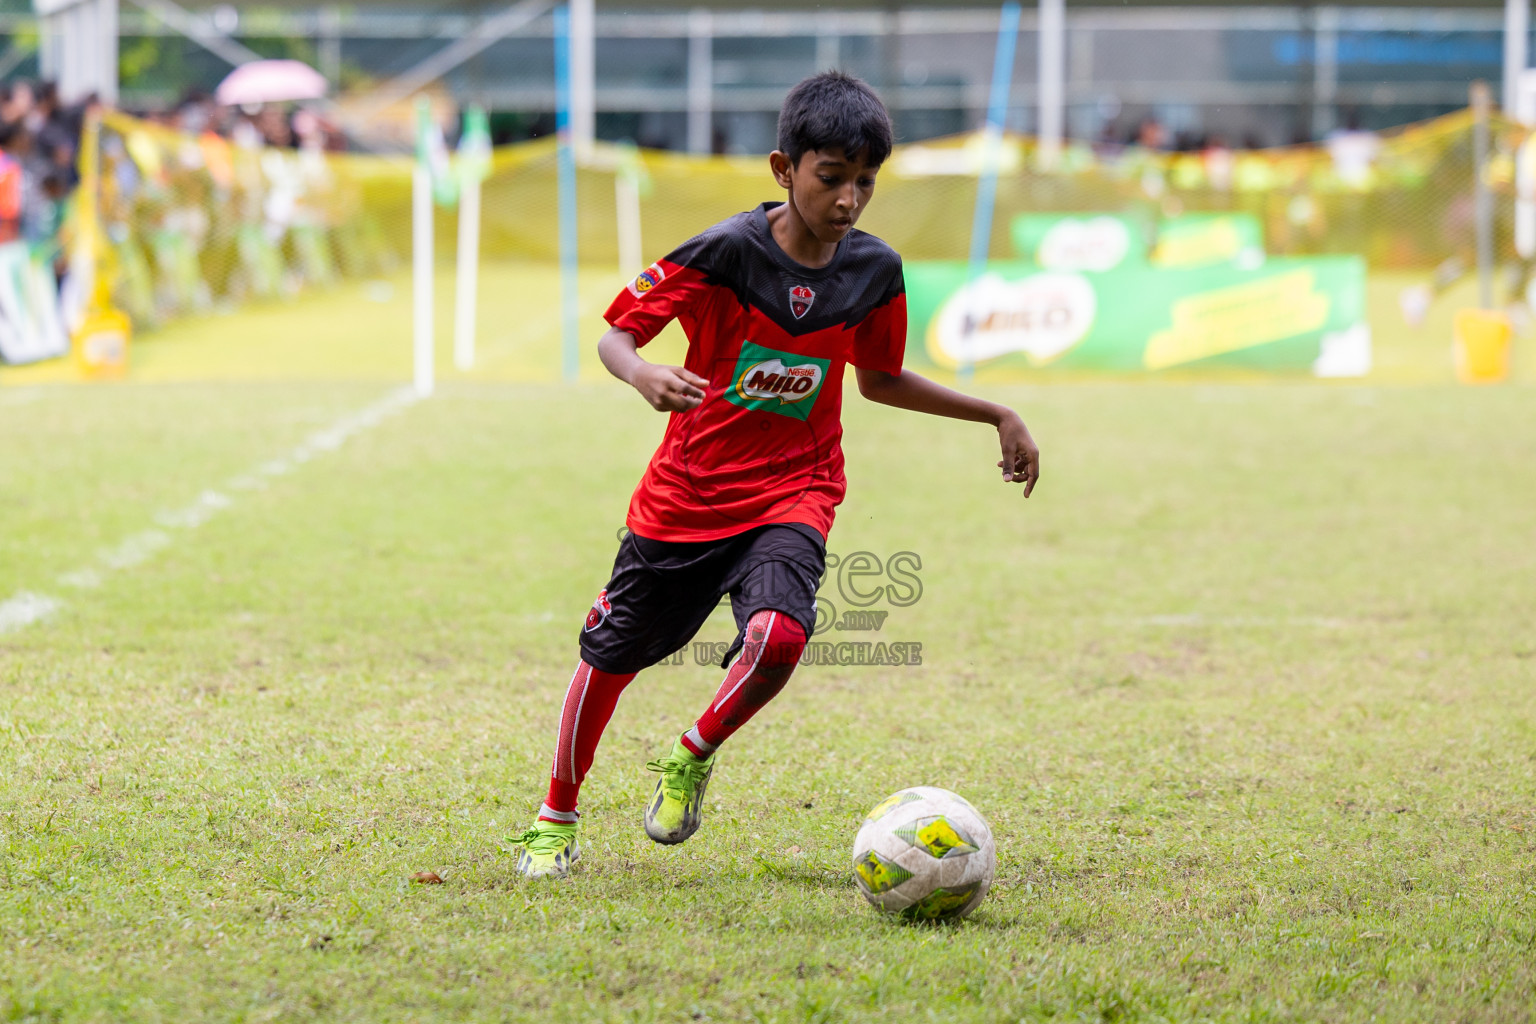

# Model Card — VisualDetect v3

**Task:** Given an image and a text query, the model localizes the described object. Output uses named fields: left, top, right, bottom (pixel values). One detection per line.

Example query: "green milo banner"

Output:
left=904, top=257, right=1369, bottom=376
left=1150, top=213, right=1265, bottom=269
left=1009, top=212, right=1265, bottom=271
left=1010, top=213, right=1149, bottom=271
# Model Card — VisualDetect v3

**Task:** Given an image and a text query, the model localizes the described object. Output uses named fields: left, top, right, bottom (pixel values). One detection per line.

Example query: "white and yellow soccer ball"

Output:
left=851, top=786, right=997, bottom=922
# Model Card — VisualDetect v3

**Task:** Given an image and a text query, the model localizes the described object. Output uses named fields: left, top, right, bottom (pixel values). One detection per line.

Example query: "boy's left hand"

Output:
left=995, top=411, right=1040, bottom=497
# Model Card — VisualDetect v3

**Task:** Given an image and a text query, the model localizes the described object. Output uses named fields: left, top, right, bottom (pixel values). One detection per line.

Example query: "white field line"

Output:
left=0, top=592, right=59, bottom=631
left=0, top=386, right=421, bottom=635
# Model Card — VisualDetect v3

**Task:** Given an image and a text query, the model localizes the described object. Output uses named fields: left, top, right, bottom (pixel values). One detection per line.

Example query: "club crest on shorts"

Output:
left=627, top=262, right=666, bottom=298
left=584, top=589, right=612, bottom=632
left=789, top=285, right=815, bottom=319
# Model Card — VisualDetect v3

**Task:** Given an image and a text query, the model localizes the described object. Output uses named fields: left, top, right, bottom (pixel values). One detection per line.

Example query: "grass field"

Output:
left=2, top=272, right=1535, bottom=1022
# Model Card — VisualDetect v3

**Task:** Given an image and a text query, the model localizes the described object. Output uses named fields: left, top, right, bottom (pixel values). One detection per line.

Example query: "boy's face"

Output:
left=770, top=147, right=879, bottom=243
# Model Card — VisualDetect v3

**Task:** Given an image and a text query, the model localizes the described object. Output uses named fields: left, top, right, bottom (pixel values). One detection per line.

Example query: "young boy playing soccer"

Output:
left=513, top=71, right=1039, bottom=879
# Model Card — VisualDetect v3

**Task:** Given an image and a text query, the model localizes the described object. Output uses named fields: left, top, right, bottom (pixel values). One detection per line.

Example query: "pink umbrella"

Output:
left=216, top=60, right=328, bottom=106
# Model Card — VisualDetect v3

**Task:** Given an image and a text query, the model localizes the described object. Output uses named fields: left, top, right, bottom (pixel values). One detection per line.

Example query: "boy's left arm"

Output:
left=855, top=367, right=1040, bottom=498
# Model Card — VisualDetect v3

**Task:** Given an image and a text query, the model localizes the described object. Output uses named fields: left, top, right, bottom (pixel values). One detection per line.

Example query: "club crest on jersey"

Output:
left=724, top=340, right=831, bottom=422
left=584, top=589, right=612, bottom=632
left=789, top=284, right=815, bottom=319
left=627, top=262, right=666, bottom=298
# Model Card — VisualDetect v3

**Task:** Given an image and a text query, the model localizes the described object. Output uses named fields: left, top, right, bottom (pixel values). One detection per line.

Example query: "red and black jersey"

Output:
left=605, top=201, right=907, bottom=543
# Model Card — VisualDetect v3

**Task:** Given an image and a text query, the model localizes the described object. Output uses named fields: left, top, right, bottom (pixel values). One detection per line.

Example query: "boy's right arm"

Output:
left=598, top=327, right=709, bottom=413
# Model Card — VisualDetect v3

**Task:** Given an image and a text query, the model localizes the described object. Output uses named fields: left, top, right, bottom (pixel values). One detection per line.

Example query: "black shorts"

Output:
left=579, top=524, right=825, bottom=675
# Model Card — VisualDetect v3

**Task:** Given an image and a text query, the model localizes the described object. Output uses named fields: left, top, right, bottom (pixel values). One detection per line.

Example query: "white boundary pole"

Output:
left=687, top=9, right=713, bottom=155
left=571, top=0, right=595, bottom=155
left=1506, top=0, right=1529, bottom=114
left=1036, top=0, right=1064, bottom=170
left=1515, top=69, right=1536, bottom=259
left=1311, top=6, right=1340, bottom=139
left=413, top=163, right=434, bottom=396
left=1473, top=81, right=1494, bottom=309
left=454, top=176, right=481, bottom=371
left=616, top=172, right=643, bottom=276
left=960, top=1, right=1021, bottom=382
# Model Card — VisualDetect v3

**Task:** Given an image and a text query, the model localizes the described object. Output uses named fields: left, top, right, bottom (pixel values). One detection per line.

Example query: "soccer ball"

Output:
left=851, top=786, right=996, bottom=922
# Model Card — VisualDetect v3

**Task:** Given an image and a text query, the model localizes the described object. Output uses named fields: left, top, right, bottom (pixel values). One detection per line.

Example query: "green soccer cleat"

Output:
left=511, top=821, right=580, bottom=879
left=644, top=739, right=717, bottom=845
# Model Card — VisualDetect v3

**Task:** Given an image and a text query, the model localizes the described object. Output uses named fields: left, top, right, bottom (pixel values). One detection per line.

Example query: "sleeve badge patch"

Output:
left=628, top=262, right=666, bottom=298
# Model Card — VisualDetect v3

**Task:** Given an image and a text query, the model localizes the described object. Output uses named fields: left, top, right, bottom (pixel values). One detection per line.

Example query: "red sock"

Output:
left=540, top=660, right=636, bottom=822
left=681, top=609, right=806, bottom=757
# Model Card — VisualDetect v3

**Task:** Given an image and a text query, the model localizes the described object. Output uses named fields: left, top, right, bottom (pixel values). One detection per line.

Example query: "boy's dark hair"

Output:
left=776, top=71, right=894, bottom=168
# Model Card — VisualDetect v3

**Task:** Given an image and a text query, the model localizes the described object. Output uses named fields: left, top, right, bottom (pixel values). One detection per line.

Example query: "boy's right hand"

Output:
left=631, top=363, right=709, bottom=412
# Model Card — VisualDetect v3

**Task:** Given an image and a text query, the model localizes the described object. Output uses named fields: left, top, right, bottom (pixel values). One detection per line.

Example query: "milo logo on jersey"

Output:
left=725, top=340, right=831, bottom=421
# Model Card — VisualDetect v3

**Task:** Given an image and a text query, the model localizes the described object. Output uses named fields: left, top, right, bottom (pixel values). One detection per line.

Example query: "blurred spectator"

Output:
left=1093, top=121, right=1124, bottom=159
left=0, top=121, right=22, bottom=245
left=2, top=81, right=34, bottom=126
left=1327, top=114, right=1380, bottom=189
left=254, top=107, right=294, bottom=148
left=32, top=82, right=74, bottom=172
left=0, top=73, right=354, bottom=345
left=34, top=170, right=71, bottom=279
left=1202, top=135, right=1234, bottom=191
left=0, top=78, right=90, bottom=253
left=1134, top=117, right=1167, bottom=151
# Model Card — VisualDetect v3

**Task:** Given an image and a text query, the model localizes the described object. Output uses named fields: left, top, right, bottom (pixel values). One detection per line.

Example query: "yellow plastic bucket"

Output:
left=72, top=306, right=132, bottom=379
left=1452, top=309, right=1512, bottom=384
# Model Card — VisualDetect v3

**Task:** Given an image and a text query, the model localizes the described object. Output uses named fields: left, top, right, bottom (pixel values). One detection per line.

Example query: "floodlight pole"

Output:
left=556, top=5, right=581, bottom=382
